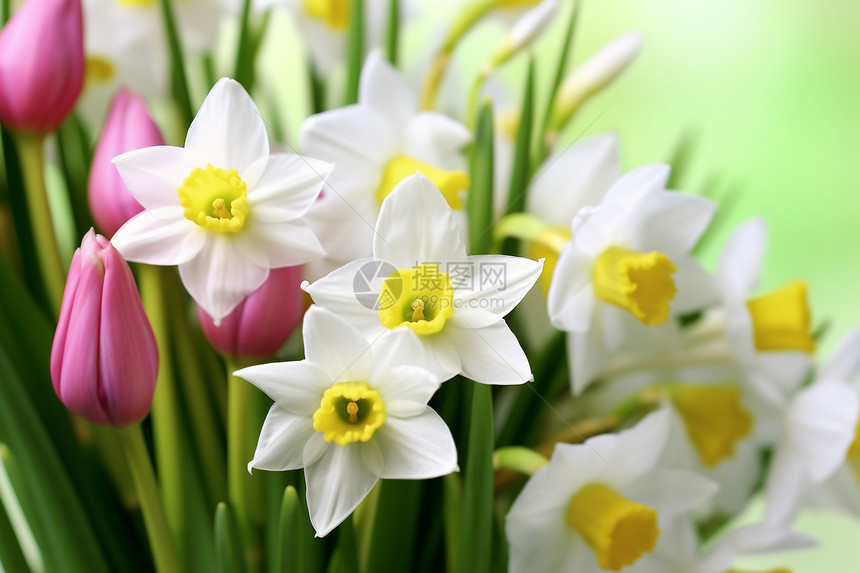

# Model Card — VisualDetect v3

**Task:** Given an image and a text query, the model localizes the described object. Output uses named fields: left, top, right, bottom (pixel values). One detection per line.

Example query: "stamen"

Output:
left=411, top=299, right=425, bottom=322
left=347, top=401, right=359, bottom=423
left=212, top=198, right=232, bottom=219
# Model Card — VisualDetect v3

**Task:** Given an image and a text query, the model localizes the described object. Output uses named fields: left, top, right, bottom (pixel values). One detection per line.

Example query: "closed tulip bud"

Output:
left=51, top=229, right=158, bottom=426
left=89, top=89, right=165, bottom=237
left=0, top=0, right=84, bottom=133
left=197, top=266, right=305, bottom=359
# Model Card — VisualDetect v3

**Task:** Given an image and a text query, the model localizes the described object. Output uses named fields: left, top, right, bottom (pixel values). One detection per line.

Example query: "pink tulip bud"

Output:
left=89, top=89, right=165, bottom=237
left=0, top=0, right=84, bottom=133
left=197, top=266, right=305, bottom=359
left=51, top=229, right=158, bottom=426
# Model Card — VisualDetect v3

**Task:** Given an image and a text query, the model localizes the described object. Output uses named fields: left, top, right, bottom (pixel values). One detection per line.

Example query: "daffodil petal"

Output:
left=185, top=78, right=269, bottom=174
left=239, top=220, right=325, bottom=267
left=248, top=405, right=316, bottom=472
left=247, top=153, right=332, bottom=218
left=621, top=469, right=717, bottom=515
left=111, top=207, right=205, bottom=266
left=302, top=259, right=381, bottom=327
left=112, top=145, right=189, bottom=210
left=303, top=306, right=374, bottom=382
left=547, top=246, right=594, bottom=332
left=234, top=361, right=331, bottom=416
left=444, top=322, right=532, bottom=385
left=602, top=409, right=671, bottom=483
left=359, top=51, right=416, bottom=124
left=306, top=445, right=379, bottom=537
left=374, top=411, right=457, bottom=479
left=819, top=327, right=860, bottom=382
left=621, top=191, right=717, bottom=257
left=603, top=163, right=670, bottom=207
left=403, top=112, right=471, bottom=168
left=453, top=255, right=543, bottom=318
left=373, top=365, right=440, bottom=417
left=300, top=104, right=396, bottom=168
left=717, top=218, right=768, bottom=300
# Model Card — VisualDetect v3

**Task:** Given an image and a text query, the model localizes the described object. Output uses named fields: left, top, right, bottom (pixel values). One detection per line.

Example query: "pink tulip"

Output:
left=51, top=229, right=158, bottom=426
left=0, top=0, right=84, bottom=133
left=197, top=266, right=305, bottom=359
left=89, top=89, right=165, bottom=238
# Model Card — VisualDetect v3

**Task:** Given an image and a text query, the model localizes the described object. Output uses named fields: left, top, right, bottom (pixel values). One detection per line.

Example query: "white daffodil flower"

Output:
left=303, top=174, right=543, bottom=385
left=763, top=327, right=860, bottom=526
left=506, top=409, right=717, bottom=573
left=547, top=164, right=718, bottom=393
left=111, top=78, right=331, bottom=322
left=300, top=51, right=472, bottom=275
left=235, top=305, right=457, bottom=537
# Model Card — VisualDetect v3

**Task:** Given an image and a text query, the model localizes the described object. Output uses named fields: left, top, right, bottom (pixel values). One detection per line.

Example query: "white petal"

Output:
left=602, top=409, right=671, bottom=482
left=785, top=381, right=859, bottom=482
left=716, top=218, right=767, bottom=299
left=306, top=445, right=379, bottom=537
left=570, top=202, right=625, bottom=256
left=622, top=192, right=717, bottom=257
left=671, top=258, right=720, bottom=313
left=603, top=163, right=670, bottom=207
left=763, top=450, right=806, bottom=527
left=403, top=112, right=471, bottom=168
left=374, top=410, right=457, bottom=479
left=370, top=330, right=443, bottom=398
left=185, top=78, right=269, bottom=173
left=820, top=327, right=860, bottom=383
left=238, top=220, right=325, bottom=267
left=359, top=51, right=416, bottom=124
left=376, top=366, right=442, bottom=417
left=112, top=145, right=188, bottom=210
left=451, top=255, right=543, bottom=322
left=111, top=208, right=205, bottom=265
left=622, top=469, right=717, bottom=515
left=302, top=259, right=385, bottom=328
left=444, top=322, right=532, bottom=385
left=178, top=235, right=269, bottom=321
left=547, top=244, right=595, bottom=332
left=247, top=153, right=333, bottom=219
left=568, top=323, right=608, bottom=394
left=302, top=306, right=376, bottom=382
left=300, top=104, right=396, bottom=168
left=527, top=133, right=620, bottom=228
left=248, top=404, right=316, bottom=472
left=373, top=174, right=468, bottom=269
left=234, top=361, right=330, bottom=416
left=304, top=188, right=378, bottom=266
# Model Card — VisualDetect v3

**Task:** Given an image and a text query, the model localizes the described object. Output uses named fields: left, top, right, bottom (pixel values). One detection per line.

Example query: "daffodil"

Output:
left=300, top=51, right=472, bottom=275
left=111, top=78, right=331, bottom=322
left=763, top=327, right=860, bottom=526
left=235, top=306, right=457, bottom=537
left=506, top=409, right=716, bottom=573
left=303, top=173, right=543, bottom=385
left=547, top=164, right=718, bottom=393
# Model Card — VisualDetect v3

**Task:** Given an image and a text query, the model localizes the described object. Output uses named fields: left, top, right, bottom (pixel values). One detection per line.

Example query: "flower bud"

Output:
left=197, top=266, right=305, bottom=359
left=488, top=0, right=558, bottom=72
left=89, top=89, right=165, bottom=238
left=51, top=229, right=158, bottom=426
left=0, top=0, right=84, bottom=133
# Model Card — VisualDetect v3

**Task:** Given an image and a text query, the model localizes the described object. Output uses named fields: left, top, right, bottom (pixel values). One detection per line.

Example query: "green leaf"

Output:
left=275, top=485, right=300, bottom=573
left=342, top=0, right=365, bottom=106
left=157, top=0, right=194, bottom=127
left=233, top=0, right=255, bottom=90
left=385, top=0, right=400, bottom=66
left=504, top=57, right=535, bottom=218
left=326, top=514, right=358, bottom=573
left=365, top=480, right=422, bottom=572
left=442, top=473, right=462, bottom=573
left=1, top=0, right=9, bottom=26
left=456, top=382, right=494, bottom=573
left=215, top=503, right=248, bottom=573
left=467, top=101, right=495, bottom=255
left=0, top=447, right=36, bottom=573
left=56, top=114, right=95, bottom=239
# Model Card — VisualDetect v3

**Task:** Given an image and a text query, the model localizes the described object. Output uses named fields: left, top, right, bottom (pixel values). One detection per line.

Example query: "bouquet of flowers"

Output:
left=0, top=0, right=856, bottom=571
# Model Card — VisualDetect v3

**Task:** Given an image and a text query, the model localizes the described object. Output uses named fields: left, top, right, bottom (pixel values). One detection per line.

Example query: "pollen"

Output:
left=177, top=164, right=249, bottom=233
left=671, top=384, right=754, bottom=467
left=593, top=246, right=677, bottom=325
left=378, top=264, right=455, bottom=336
left=377, top=155, right=470, bottom=210
left=313, top=382, right=385, bottom=446
left=566, top=482, right=659, bottom=571
left=746, top=280, right=815, bottom=353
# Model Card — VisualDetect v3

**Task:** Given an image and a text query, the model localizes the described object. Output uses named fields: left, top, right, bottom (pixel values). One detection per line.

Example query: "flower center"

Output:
left=312, top=382, right=386, bottom=446
left=670, top=384, right=753, bottom=467
left=527, top=227, right=570, bottom=295
left=746, top=280, right=815, bottom=353
left=303, top=0, right=351, bottom=30
left=377, top=155, right=470, bottom=210
left=566, top=482, right=659, bottom=571
left=85, top=56, right=116, bottom=85
left=378, top=264, right=455, bottom=336
left=592, top=246, right=677, bottom=325
left=177, top=164, right=249, bottom=233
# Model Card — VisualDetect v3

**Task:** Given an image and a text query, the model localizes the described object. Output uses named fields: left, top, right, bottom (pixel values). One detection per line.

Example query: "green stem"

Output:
left=233, top=0, right=254, bottom=89
left=13, top=132, right=64, bottom=316
left=157, top=0, right=194, bottom=127
left=117, top=424, right=182, bottom=573
left=493, top=446, right=547, bottom=476
left=139, top=265, right=188, bottom=567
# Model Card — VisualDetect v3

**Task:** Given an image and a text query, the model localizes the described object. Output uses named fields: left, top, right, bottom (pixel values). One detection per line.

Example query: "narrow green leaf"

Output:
left=215, top=503, right=248, bottom=573
left=385, top=0, right=400, bottom=66
left=0, top=447, right=38, bottom=573
left=233, top=0, right=254, bottom=89
left=504, top=57, right=535, bottom=218
left=456, top=382, right=494, bottom=573
left=157, top=0, right=194, bottom=127
left=326, top=514, right=358, bottom=573
left=665, top=131, right=699, bottom=190
left=275, top=485, right=300, bottom=573
left=342, top=0, right=365, bottom=105
left=366, top=480, right=422, bottom=572
left=467, top=101, right=495, bottom=255
left=56, top=114, right=95, bottom=239
left=535, top=0, right=579, bottom=164
left=1, top=0, right=9, bottom=26
left=442, top=473, right=462, bottom=573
